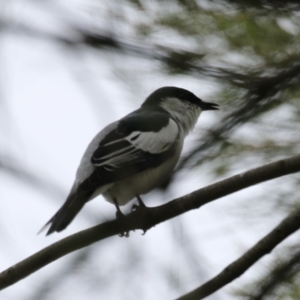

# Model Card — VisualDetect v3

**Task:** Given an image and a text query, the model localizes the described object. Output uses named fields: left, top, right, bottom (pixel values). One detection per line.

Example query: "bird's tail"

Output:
left=39, top=190, right=90, bottom=236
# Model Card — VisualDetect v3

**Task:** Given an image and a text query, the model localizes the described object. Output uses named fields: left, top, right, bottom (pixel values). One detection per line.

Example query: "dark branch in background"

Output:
left=245, top=248, right=300, bottom=300
left=29, top=248, right=92, bottom=300
left=4, top=17, right=300, bottom=181
left=0, top=155, right=65, bottom=199
left=178, top=61, right=300, bottom=169
left=1, top=153, right=300, bottom=291
left=175, top=207, right=300, bottom=300
left=225, top=0, right=300, bottom=10
left=2, top=19, right=248, bottom=81
left=170, top=218, right=209, bottom=285
left=0, top=154, right=105, bottom=225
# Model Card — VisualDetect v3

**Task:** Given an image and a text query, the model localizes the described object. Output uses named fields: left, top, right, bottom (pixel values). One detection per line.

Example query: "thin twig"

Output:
left=175, top=208, right=300, bottom=300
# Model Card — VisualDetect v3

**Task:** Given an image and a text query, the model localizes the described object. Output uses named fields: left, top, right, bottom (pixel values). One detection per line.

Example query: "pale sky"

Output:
left=0, top=2, right=293, bottom=300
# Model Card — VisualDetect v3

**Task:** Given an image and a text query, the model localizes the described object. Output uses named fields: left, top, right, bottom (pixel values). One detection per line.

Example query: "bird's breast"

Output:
left=102, top=139, right=183, bottom=205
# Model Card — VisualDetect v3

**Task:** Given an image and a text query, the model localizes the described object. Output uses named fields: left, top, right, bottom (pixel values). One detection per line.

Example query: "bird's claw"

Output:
left=116, top=210, right=125, bottom=219
left=131, top=202, right=147, bottom=212
left=116, top=199, right=149, bottom=237
left=118, top=231, right=130, bottom=238
left=131, top=204, right=139, bottom=212
left=115, top=210, right=130, bottom=237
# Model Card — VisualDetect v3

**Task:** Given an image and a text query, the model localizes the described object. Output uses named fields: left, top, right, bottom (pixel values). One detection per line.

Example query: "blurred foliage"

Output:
left=2, top=0, right=300, bottom=299
left=236, top=247, right=300, bottom=300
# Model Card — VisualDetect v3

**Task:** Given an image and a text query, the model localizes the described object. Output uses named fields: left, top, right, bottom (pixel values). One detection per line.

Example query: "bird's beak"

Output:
left=199, top=101, right=219, bottom=111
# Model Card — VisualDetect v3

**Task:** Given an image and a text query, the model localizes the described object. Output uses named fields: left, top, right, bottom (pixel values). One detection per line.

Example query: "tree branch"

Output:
left=248, top=248, right=300, bottom=300
left=175, top=206, right=300, bottom=300
left=1, top=154, right=300, bottom=290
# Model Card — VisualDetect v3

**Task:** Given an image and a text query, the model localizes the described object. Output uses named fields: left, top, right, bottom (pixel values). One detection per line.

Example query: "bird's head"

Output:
left=142, top=86, right=219, bottom=136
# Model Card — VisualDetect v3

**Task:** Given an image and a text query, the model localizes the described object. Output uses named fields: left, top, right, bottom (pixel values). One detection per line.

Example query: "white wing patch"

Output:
left=125, top=118, right=179, bottom=153
left=75, top=117, right=179, bottom=187
left=70, top=114, right=180, bottom=202
left=95, top=146, right=135, bottom=167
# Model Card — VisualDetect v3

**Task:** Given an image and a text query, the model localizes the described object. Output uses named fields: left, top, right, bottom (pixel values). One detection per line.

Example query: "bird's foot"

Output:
left=115, top=210, right=125, bottom=219
left=114, top=199, right=130, bottom=237
left=119, top=231, right=130, bottom=238
left=131, top=196, right=149, bottom=236
left=115, top=211, right=130, bottom=237
left=131, top=195, right=147, bottom=212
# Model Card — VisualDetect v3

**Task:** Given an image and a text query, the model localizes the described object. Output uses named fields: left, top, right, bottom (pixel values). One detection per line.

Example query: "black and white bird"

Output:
left=41, top=86, right=218, bottom=235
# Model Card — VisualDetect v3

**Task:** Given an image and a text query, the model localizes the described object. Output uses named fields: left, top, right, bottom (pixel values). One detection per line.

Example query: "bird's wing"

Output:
left=41, top=111, right=179, bottom=235
left=89, top=110, right=179, bottom=185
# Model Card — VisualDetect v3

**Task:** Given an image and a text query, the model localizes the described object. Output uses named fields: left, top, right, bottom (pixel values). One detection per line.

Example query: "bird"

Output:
left=41, top=86, right=218, bottom=235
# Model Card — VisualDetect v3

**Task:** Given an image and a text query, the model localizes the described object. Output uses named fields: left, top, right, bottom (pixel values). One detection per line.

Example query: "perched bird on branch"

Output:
left=40, top=86, right=218, bottom=235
